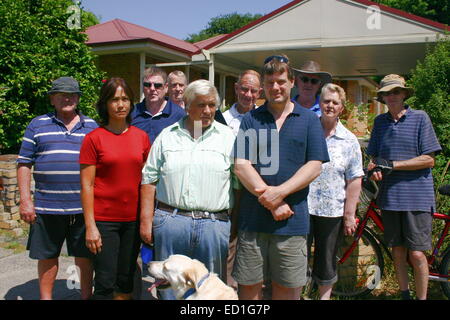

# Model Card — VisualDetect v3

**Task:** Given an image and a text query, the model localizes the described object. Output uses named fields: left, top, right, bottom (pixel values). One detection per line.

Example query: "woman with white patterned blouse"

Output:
left=307, top=83, right=364, bottom=300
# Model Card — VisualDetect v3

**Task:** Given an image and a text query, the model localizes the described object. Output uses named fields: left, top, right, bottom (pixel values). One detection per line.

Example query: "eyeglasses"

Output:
left=299, top=76, right=321, bottom=85
left=381, top=88, right=403, bottom=96
left=143, top=82, right=164, bottom=89
left=264, top=55, right=289, bottom=64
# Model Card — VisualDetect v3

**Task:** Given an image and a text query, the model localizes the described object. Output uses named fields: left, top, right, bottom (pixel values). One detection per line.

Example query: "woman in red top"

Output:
left=80, top=78, right=150, bottom=300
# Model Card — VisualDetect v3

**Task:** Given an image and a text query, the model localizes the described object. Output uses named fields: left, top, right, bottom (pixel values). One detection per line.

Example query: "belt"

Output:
left=157, top=202, right=230, bottom=222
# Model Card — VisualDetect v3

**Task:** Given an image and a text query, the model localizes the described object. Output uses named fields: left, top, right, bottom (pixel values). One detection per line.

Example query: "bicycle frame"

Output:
left=428, top=212, right=450, bottom=282
left=338, top=200, right=383, bottom=264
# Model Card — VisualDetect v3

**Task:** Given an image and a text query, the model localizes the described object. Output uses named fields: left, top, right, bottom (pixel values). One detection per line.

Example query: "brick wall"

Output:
left=0, top=155, right=28, bottom=236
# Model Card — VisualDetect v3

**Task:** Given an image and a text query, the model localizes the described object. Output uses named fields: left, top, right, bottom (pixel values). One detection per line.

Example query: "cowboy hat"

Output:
left=293, top=61, right=332, bottom=84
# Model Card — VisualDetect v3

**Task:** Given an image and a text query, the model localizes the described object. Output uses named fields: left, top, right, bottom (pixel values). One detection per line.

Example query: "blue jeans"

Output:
left=153, top=208, right=230, bottom=300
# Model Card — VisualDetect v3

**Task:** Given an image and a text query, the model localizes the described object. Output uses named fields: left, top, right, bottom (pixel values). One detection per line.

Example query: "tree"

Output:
left=407, top=36, right=450, bottom=210
left=0, top=0, right=105, bottom=153
left=375, top=0, right=449, bottom=25
left=186, top=12, right=262, bottom=43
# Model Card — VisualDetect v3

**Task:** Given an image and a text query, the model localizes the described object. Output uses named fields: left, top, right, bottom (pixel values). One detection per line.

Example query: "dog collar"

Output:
left=182, top=273, right=210, bottom=300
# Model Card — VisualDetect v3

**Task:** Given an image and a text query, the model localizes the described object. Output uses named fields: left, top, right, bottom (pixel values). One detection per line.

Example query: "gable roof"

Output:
left=202, top=0, right=448, bottom=50
left=85, top=19, right=199, bottom=55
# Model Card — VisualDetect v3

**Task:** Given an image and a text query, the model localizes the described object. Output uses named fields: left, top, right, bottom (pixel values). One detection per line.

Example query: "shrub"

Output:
left=0, top=0, right=105, bottom=153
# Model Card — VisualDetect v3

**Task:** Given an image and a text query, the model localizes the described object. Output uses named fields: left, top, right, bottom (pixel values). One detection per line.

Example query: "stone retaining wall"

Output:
left=0, top=155, right=29, bottom=236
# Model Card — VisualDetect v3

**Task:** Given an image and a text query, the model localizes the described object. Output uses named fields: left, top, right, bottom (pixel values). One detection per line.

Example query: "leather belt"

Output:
left=157, top=202, right=230, bottom=222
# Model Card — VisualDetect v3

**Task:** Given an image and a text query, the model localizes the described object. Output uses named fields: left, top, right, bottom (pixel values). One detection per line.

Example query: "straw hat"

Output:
left=293, top=61, right=332, bottom=84
left=376, top=74, right=413, bottom=103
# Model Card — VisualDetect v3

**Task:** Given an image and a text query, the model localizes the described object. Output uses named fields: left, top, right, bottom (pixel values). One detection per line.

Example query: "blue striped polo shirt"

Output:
left=367, top=106, right=441, bottom=212
left=17, top=112, right=98, bottom=215
left=234, top=101, right=330, bottom=235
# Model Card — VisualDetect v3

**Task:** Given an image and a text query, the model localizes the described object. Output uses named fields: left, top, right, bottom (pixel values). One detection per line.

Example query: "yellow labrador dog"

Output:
left=149, top=254, right=238, bottom=300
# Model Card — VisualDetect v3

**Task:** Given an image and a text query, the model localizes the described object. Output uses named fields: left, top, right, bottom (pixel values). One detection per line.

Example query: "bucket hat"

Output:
left=376, top=74, right=413, bottom=103
left=47, top=77, right=82, bottom=95
left=293, top=61, right=332, bottom=84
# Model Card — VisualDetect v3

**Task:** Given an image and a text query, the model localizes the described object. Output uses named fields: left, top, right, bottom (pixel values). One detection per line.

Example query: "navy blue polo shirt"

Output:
left=131, top=99, right=185, bottom=143
left=367, top=106, right=441, bottom=212
left=234, top=101, right=329, bottom=235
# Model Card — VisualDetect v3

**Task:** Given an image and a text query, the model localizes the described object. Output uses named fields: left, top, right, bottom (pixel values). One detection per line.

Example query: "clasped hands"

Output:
left=255, top=185, right=293, bottom=221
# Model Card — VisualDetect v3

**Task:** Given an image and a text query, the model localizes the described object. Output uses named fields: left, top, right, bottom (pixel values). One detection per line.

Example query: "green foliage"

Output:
left=186, top=12, right=262, bottom=43
left=407, top=36, right=450, bottom=212
left=0, top=0, right=105, bottom=153
left=375, top=0, right=449, bottom=25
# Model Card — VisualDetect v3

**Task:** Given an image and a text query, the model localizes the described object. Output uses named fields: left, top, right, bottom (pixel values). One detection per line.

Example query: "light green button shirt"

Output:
left=141, top=117, right=236, bottom=211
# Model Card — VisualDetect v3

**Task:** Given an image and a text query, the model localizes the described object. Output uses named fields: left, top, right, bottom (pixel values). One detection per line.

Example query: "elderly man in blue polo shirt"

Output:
left=232, top=55, right=329, bottom=300
left=367, top=74, right=441, bottom=300
left=131, top=67, right=186, bottom=143
left=17, top=77, right=98, bottom=300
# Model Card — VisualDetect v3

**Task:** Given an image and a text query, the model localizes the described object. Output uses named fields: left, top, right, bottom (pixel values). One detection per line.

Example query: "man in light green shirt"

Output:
left=141, top=118, right=236, bottom=212
left=139, top=79, right=236, bottom=300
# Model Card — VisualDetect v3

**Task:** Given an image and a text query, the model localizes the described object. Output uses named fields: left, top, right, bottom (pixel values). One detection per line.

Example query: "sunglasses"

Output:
left=143, top=82, right=164, bottom=89
left=299, top=76, right=321, bottom=85
left=381, top=88, right=403, bottom=96
left=264, top=55, right=289, bottom=64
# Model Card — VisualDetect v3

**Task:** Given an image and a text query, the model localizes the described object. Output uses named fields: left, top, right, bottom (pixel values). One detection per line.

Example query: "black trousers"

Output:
left=308, top=215, right=343, bottom=286
left=92, top=221, right=141, bottom=299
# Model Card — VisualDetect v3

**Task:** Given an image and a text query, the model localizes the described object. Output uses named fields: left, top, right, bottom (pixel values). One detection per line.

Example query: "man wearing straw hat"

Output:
left=293, top=61, right=332, bottom=116
left=367, top=74, right=441, bottom=300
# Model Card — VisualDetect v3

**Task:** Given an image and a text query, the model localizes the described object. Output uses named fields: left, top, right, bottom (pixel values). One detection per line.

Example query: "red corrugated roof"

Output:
left=193, top=34, right=229, bottom=49
left=201, top=0, right=449, bottom=50
left=85, top=1, right=448, bottom=56
left=85, top=19, right=200, bottom=55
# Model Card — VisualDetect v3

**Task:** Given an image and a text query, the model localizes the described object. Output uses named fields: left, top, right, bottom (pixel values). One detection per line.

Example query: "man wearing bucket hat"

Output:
left=17, top=76, right=98, bottom=299
left=367, top=74, right=441, bottom=300
left=293, top=61, right=332, bottom=116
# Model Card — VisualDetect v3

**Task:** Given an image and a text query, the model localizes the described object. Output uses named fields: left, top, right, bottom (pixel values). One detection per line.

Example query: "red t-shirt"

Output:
left=79, top=126, right=151, bottom=222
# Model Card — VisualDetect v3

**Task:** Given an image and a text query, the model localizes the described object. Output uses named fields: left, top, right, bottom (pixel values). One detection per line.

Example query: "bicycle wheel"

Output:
left=333, top=229, right=384, bottom=298
left=439, top=250, right=450, bottom=299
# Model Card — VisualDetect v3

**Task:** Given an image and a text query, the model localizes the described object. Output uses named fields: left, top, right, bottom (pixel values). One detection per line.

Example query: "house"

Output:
left=85, top=0, right=447, bottom=136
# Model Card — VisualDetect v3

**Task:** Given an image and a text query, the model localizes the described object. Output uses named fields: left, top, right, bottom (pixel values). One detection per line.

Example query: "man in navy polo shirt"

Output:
left=17, top=77, right=98, bottom=300
left=232, top=55, right=329, bottom=300
left=131, top=67, right=185, bottom=143
left=367, top=74, right=441, bottom=300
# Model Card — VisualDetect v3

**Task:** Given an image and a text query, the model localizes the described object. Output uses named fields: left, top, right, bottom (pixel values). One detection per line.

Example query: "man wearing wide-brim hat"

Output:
left=17, top=76, right=98, bottom=299
left=367, top=74, right=441, bottom=300
left=292, top=61, right=332, bottom=116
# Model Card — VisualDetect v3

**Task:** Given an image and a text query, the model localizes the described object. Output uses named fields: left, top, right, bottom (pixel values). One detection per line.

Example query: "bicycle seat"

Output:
left=438, top=184, right=450, bottom=196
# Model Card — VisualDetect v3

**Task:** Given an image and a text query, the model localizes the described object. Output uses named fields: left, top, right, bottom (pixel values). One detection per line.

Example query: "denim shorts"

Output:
left=232, top=231, right=308, bottom=288
left=152, top=208, right=231, bottom=299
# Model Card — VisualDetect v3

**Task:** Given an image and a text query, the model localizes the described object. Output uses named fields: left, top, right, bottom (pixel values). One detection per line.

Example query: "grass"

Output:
left=0, top=228, right=27, bottom=254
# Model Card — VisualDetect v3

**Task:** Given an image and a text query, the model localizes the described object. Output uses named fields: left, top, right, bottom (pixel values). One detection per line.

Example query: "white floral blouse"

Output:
left=308, top=121, right=364, bottom=217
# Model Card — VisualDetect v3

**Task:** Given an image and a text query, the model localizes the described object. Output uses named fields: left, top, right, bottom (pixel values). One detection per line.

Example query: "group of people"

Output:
left=17, top=53, right=441, bottom=301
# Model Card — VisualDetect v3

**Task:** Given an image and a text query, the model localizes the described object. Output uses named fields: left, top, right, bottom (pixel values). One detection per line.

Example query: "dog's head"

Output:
left=149, top=254, right=209, bottom=298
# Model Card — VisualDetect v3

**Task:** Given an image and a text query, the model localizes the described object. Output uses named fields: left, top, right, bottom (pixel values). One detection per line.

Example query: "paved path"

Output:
left=0, top=243, right=157, bottom=300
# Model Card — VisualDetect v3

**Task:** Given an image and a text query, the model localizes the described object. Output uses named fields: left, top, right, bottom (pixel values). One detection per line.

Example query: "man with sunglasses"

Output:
left=292, top=61, right=332, bottom=116
left=232, top=55, right=329, bottom=300
left=367, top=74, right=441, bottom=300
left=131, top=67, right=185, bottom=143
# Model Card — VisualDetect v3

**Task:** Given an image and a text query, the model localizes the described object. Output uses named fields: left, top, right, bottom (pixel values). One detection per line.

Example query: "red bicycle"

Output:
left=332, top=178, right=450, bottom=299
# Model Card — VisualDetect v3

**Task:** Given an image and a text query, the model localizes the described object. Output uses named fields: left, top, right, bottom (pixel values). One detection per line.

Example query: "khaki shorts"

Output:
left=232, top=231, right=308, bottom=288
